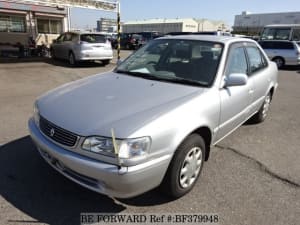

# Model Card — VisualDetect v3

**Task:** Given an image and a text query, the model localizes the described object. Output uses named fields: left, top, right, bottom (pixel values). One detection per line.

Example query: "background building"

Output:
left=196, top=19, right=228, bottom=32
left=122, top=18, right=228, bottom=34
left=233, top=11, right=300, bottom=35
left=0, top=1, right=68, bottom=47
left=96, top=17, right=117, bottom=33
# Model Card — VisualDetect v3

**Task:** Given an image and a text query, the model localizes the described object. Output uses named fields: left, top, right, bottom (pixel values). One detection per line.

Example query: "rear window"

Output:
left=132, top=34, right=142, bottom=40
left=80, top=34, right=106, bottom=43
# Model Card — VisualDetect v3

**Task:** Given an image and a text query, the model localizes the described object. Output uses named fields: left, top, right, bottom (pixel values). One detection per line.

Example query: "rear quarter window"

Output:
left=273, top=42, right=294, bottom=49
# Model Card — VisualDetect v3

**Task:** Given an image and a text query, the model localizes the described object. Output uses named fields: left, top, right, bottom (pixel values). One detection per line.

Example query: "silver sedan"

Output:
left=29, top=35, right=278, bottom=198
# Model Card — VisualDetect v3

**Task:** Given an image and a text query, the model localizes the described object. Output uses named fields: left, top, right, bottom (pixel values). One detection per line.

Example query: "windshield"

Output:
left=292, top=29, right=300, bottom=41
left=115, top=39, right=223, bottom=87
left=80, top=34, right=106, bottom=43
left=261, top=27, right=292, bottom=40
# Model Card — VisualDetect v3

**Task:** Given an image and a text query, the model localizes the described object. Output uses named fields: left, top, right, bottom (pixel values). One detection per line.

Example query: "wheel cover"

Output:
left=262, top=94, right=271, bottom=118
left=179, top=147, right=203, bottom=189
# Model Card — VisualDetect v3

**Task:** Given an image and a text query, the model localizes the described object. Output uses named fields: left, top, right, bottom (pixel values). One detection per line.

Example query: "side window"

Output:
left=225, top=46, right=248, bottom=75
left=245, top=46, right=267, bottom=74
left=292, top=29, right=300, bottom=41
left=259, top=41, right=273, bottom=49
left=63, top=33, right=72, bottom=41
left=71, top=33, right=78, bottom=42
left=280, top=42, right=294, bottom=49
left=57, top=34, right=64, bottom=42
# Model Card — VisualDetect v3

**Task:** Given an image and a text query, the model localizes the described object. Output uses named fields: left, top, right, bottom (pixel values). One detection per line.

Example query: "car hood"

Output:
left=38, top=72, right=204, bottom=137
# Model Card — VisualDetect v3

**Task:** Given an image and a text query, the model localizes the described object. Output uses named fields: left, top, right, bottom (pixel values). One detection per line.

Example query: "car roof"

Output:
left=259, top=40, right=298, bottom=43
left=264, top=24, right=300, bottom=28
left=64, top=32, right=105, bottom=35
left=158, top=35, right=256, bottom=45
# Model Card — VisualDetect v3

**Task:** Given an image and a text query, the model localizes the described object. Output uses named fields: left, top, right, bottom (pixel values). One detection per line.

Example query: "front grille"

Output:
left=39, top=116, right=78, bottom=147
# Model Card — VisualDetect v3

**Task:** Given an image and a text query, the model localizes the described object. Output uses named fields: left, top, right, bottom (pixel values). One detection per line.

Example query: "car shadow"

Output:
left=0, top=136, right=125, bottom=225
left=0, top=57, right=111, bottom=68
left=280, top=65, right=300, bottom=71
left=117, top=188, right=174, bottom=206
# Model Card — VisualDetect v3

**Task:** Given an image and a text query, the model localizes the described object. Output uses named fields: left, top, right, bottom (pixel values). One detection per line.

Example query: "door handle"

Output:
left=249, top=89, right=254, bottom=94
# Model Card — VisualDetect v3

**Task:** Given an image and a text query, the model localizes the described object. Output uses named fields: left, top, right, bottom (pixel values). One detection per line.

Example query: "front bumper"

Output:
left=28, top=118, right=171, bottom=198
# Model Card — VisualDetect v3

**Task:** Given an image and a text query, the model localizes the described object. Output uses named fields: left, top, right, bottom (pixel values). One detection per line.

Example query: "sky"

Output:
left=70, top=0, right=300, bottom=29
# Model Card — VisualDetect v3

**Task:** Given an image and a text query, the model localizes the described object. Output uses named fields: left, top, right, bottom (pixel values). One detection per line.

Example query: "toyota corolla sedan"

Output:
left=29, top=35, right=278, bottom=199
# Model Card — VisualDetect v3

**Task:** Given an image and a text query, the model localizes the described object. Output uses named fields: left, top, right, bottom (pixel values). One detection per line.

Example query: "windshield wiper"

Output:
left=163, top=77, right=208, bottom=87
left=115, top=70, right=164, bottom=81
left=115, top=70, right=208, bottom=87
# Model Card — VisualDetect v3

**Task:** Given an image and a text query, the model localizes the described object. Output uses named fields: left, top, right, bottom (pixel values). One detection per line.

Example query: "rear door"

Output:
left=244, top=43, right=270, bottom=114
left=52, top=34, right=65, bottom=59
left=276, top=42, right=297, bottom=65
left=61, top=33, right=74, bottom=59
left=217, top=42, right=254, bottom=141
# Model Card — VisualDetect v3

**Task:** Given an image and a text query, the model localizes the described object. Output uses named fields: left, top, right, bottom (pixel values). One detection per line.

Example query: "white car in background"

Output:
left=50, top=32, right=113, bottom=66
left=259, top=40, right=300, bottom=68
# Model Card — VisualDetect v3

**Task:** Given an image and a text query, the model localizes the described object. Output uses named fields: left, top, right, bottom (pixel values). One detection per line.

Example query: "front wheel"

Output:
left=161, top=134, right=205, bottom=199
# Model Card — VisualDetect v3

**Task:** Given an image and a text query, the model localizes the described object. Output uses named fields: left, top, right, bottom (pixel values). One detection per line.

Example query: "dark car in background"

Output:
left=112, top=33, right=143, bottom=50
left=138, top=31, right=164, bottom=41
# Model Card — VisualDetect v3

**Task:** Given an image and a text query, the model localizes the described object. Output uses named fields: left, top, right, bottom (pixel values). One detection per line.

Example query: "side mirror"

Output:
left=224, top=73, right=248, bottom=87
left=52, top=39, right=57, bottom=44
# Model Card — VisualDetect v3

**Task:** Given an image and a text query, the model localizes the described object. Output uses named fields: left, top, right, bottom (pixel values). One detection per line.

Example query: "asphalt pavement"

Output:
left=0, top=54, right=299, bottom=225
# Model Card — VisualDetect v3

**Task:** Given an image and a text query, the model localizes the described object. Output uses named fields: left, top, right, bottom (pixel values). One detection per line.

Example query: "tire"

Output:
left=251, top=92, right=272, bottom=123
left=161, top=134, right=206, bottom=198
left=272, top=57, right=284, bottom=69
left=68, top=52, right=76, bottom=66
left=101, top=59, right=110, bottom=66
left=50, top=48, right=56, bottom=59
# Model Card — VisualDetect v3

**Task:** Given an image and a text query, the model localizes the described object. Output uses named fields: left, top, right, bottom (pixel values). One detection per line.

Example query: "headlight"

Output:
left=33, top=102, right=40, bottom=127
left=82, top=137, right=118, bottom=156
left=119, top=137, right=151, bottom=159
left=82, top=136, right=151, bottom=159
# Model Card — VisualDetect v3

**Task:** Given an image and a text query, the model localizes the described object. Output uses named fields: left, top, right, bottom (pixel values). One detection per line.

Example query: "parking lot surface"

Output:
left=0, top=54, right=299, bottom=225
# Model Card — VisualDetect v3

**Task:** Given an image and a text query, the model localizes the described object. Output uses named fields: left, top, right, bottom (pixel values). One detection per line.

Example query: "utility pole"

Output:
left=117, top=0, right=121, bottom=61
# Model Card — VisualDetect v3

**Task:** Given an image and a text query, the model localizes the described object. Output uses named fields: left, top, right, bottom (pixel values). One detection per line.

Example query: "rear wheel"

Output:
left=161, top=134, right=205, bottom=198
left=101, top=59, right=110, bottom=66
left=272, top=57, right=284, bottom=69
left=251, top=92, right=272, bottom=123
